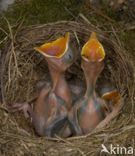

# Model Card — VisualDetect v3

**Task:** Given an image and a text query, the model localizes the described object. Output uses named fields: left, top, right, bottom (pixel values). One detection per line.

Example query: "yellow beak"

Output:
left=34, top=32, right=70, bottom=58
left=81, top=32, right=105, bottom=62
left=102, top=90, right=121, bottom=105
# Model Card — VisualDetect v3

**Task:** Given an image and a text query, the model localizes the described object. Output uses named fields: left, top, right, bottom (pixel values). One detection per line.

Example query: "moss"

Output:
left=0, top=0, right=82, bottom=25
left=0, top=0, right=134, bottom=57
left=119, top=30, right=135, bottom=56
left=0, top=0, right=82, bottom=44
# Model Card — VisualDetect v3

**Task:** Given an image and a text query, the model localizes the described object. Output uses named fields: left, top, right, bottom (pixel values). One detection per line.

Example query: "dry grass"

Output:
left=0, top=21, right=135, bottom=156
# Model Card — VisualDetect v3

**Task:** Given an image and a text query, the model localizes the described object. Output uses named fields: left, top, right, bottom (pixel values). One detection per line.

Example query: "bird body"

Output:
left=68, top=32, right=108, bottom=135
left=10, top=33, right=74, bottom=137
left=32, top=32, right=74, bottom=137
left=9, top=32, right=122, bottom=137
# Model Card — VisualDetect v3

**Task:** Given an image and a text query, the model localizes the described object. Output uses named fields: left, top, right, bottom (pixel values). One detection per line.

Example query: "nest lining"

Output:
left=0, top=21, right=134, bottom=156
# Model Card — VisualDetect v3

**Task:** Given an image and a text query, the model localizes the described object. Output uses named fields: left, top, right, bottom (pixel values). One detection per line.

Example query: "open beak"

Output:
left=102, top=90, right=121, bottom=104
left=81, top=32, right=105, bottom=62
left=34, top=32, right=70, bottom=58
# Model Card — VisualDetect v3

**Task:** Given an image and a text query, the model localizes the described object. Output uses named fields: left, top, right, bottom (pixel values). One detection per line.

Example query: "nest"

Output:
left=0, top=21, right=135, bottom=156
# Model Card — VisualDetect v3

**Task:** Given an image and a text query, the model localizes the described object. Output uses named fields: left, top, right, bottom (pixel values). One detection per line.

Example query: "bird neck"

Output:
left=84, top=70, right=97, bottom=97
left=48, top=65, right=72, bottom=109
left=48, top=65, right=64, bottom=90
left=83, top=61, right=104, bottom=98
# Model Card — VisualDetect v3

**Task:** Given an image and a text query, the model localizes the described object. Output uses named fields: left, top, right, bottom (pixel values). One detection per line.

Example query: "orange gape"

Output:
left=96, top=85, right=122, bottom=129
left=9, top=32, right=122, bottom=137
left=68, top=32, right=108, bottom=135
left=102, top=90, right=121, bottom=104
left=32, top=32, right=74, bottom=137
left=10, top=32, right=74, bottom=137
left=68, top=32, right=122, bottom=135
left=81, top=32, right=105, bottom=62
left=34, top=32, right=69, bottom=58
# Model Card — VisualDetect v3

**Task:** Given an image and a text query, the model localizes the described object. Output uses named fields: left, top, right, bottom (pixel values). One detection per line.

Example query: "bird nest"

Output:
left=0, top=21, right=134, bottom=156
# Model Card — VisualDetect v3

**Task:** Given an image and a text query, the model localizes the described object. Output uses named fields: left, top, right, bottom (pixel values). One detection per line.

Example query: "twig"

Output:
left=87, top=4, right=115, bottom=23
left=64, top=7, right=76, bottom=19
left=73, top=31, right=81, bottom=50
left=0, top=37, right=10, bottom=104
left=95, top=125, right=135, bottom=138
left=0, top=105, right=8, bottom=112
left=4, top=17, right=19, bottom=89
left=79, top=13, right=93, bottom=25
left=55, top=135, right=86, bottom=156
left=0, top=27, right=8, bottom=36
left=0, top=36, right=8, bottom=45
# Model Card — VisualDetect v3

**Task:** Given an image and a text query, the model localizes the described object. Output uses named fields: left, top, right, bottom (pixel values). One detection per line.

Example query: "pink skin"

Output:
left=10, top=102, right=31, bottom=119
left=68, top=60, right=109, bottom=135
left=97, top=87, right=122, bottom=129
left=96, top=101, right=122, bottom=129
left=9, top=47, right=75, bottom=137
left=68, top=60, right=122, bottom=135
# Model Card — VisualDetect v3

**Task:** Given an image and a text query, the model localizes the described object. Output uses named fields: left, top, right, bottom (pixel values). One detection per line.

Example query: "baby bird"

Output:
left=100, top=84, right=121, bottom=111
left=10, top=33, right=74, bottom=137
left=97, top=84, right=122, bottom=128
left=68, top=32, right=108, bottom=135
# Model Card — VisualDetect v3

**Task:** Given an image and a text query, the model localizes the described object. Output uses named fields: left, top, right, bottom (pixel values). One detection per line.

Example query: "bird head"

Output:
left=81, top=32, right=105, bottom=75
left=101, top=89, right=121, bottom=105
left=81, top=32, right=105, bottom=62
left=34, top=32, right=74, bottom=72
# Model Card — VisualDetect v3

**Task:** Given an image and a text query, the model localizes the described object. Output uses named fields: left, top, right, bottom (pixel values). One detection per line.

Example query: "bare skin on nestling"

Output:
left=9, top=33, right=75, bottom=137
left=97, top=85, right=122, bottom=129
left=68, top=32, right=108, bottom=135
left=68, top=60, right=109, bottom=135
left=68, top=32, right=122, bottom=135
left=9, top=32, right=122, bottom=137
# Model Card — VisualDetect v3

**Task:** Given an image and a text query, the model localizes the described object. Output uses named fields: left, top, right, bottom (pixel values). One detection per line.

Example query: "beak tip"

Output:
left=33, top=32, right=70, bottom=58
left=81, top=32, right=105, bottom=62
